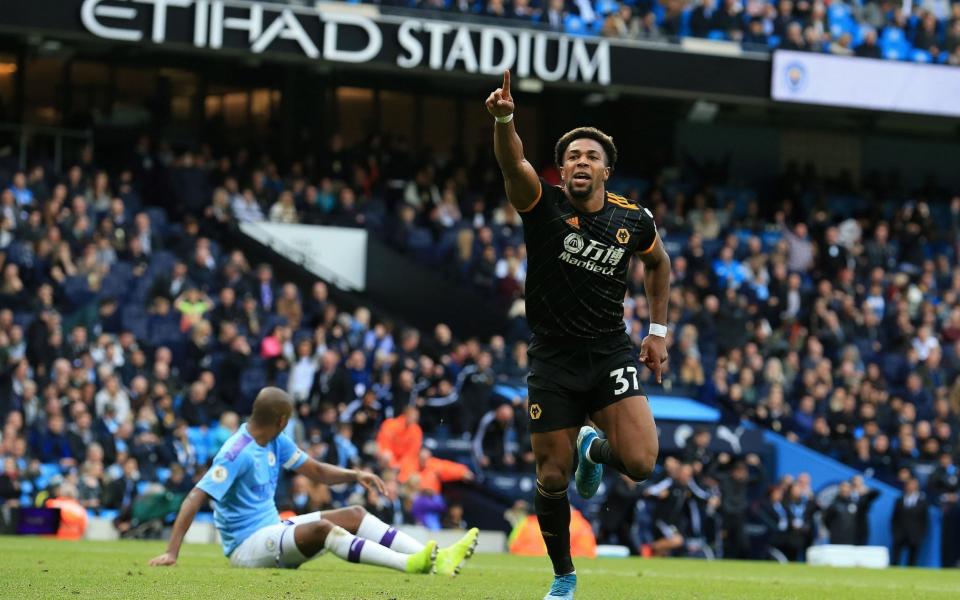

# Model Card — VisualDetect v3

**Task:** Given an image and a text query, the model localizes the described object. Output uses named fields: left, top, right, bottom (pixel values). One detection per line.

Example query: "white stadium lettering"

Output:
left=77, top=0, right=610, bottom=84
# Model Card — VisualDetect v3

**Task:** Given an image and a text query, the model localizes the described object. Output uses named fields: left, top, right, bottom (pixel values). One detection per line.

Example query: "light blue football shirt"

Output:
left=197, top=424, right=308, bottom=556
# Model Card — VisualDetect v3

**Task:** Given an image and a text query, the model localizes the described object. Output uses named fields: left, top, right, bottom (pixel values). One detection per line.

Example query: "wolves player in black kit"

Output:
left=485, top=71, right=670, bottom=600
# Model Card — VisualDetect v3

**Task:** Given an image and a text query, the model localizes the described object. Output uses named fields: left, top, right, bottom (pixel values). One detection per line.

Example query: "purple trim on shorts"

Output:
left=224, top=435, right=253, bottom=462
left=380, top=527, right=398, bottom=548
left=347, top=538, right=365, bottom=563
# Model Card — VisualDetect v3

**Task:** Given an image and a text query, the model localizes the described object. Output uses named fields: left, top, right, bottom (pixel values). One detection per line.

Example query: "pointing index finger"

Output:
left=503, top=69, right=511, bottom=96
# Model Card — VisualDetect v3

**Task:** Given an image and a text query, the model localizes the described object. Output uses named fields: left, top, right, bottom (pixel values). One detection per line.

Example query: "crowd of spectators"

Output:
left=333, top=0, right=960, bottom=65
left=595, top=429, right=885, bottom=562
left=1, top=129, right=959, bottom=565
left=0, top=143, right=525, bottom=537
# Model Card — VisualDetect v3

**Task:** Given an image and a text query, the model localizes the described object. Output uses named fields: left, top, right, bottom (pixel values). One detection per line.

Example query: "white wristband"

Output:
left=495, top=113, right=514, bottom=124
left=648, top=323, right=668, bottom=338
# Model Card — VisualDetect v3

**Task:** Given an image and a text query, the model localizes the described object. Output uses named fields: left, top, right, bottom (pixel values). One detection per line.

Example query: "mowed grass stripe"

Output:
left=1, top=537, right=958, bottom=600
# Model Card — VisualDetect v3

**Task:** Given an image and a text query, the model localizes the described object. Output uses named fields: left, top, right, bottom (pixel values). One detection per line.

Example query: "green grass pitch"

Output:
left=1, top=537, right=959, bottom=599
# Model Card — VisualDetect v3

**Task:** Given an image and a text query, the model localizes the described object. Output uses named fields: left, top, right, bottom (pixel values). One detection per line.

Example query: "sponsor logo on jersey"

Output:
left=211, top=466, right=228, bottom=483
left=529, top=403, right=542, bottom=420
left=558, top=233, right=626, bottom=275
left=563, top=232, right=585, bottom=254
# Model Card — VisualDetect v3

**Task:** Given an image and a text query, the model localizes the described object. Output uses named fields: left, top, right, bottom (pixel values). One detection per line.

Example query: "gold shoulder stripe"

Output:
left=607, top=194, right=639, bottom=211
left=516, top=181, right=544, bottom=213
left=607, top=191, right=639, bottom=210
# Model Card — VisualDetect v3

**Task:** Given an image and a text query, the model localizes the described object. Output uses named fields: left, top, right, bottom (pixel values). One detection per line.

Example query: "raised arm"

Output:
left=485, top=70, right=541, bottom=212
left=148, top=486, right=210, bottom=566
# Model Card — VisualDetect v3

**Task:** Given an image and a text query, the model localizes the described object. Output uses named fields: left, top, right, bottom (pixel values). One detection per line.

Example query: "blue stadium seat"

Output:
left=828, top=3, right=850, bottom=20
left=679, top=8, right=692, bottom=38
left=882, top=42, right=909, bottom=61
left=596, top=0, right=618, bottom=16
left=148, top=320, right=182, bottom=350
left=145, top=207, right=168, bottom=234
left=653, top=2, right=665, bottom=23
left=148, top=250, right=177, bottom=277
left=707, top=30, right=727, bottom=41
left=493, top=384, right=527, bottom=402
left=122, top=305, right=149, bottom=340
left=240, top=367, right=268, bottom=404
left=154, top=467, right=171, bottom=482
left=208, top=239, right=222, bottom=262
left=768, top=35, right=781, bottom=48
left=702, top=238, right=724, bottom=257
left=14, top=311, right=34, bottom=329
left=912, top=49, right=932, bottom=63
left=261, top=314, right=286, bottom=336
left=608, top=177, right=648, bottom=196
left=881, top=27, right=904, bottom=44
left=830, top=18, right=856, bottom=39
left=407, top=228, right=435, bottom=265
left=98, top=509, right=120, bottom=521
left=187, top=427, right=212, bottom=463
left=39, top=463, right=61, bottom=480
left=6, top=242, right=29, bottom=266
left=906, top=14, right=920, bottom=35
left=853, top=23, right=867, bottom=45
left=110, top=260, right=134, bottom=282
left=63, top=275, right=91, bottom=305
left=661, top=234, right=689, bottom=258
left=102, top=271, right=131, bottom=299
left=206, top=350, right=225, bottom=373
left=564, top=15, right=586, bottom=35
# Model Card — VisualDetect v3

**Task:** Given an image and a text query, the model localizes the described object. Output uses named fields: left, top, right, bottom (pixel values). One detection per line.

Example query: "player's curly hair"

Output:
left=554, top=127, right=617, bottom=171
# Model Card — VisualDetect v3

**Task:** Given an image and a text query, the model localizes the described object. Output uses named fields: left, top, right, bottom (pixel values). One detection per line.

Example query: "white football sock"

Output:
left=323, top=525, right=409, bottom=572
left=357, top=514, right=424, bottom=554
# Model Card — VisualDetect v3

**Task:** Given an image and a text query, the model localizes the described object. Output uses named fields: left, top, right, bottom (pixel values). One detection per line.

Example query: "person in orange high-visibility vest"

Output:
left=45, top=483, right=88, bottom=540
left=398, top=448, right=474, bottom=495
left=376, top=405, right=423, bottom=469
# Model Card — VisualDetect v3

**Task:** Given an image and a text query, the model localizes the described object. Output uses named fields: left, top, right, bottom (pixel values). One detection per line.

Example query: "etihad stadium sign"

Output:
left=3, top=0, right=770, bottom=99
left=74, top=0, right=611, bottom=84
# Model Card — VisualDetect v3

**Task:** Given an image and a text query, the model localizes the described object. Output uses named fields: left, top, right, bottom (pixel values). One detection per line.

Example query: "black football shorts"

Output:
left=525, top=332, right=647, bottom=433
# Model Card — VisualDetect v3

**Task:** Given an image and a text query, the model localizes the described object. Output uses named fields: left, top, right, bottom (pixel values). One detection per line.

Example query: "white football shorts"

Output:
left=228, top=511, right=324, bottom=568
